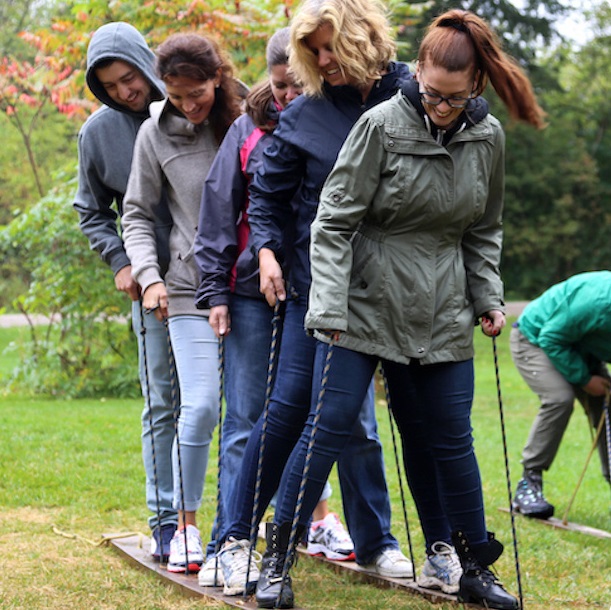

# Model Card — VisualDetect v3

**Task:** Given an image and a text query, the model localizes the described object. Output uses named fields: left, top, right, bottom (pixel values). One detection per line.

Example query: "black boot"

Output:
left=451, top=530, right=519, bottom=610
left=256, top=522, right=305, bottom=609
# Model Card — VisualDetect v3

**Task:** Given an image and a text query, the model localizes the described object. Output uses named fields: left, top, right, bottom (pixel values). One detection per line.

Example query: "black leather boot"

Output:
left=451, top=530, right=519, bottom=610
left=256, top=522, right=305, bottom=609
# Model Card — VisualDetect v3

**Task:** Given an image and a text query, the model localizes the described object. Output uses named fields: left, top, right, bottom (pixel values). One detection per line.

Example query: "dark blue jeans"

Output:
left=225, top=293, right=397, bottom=563
left=274, top=343, right=488, bottom=554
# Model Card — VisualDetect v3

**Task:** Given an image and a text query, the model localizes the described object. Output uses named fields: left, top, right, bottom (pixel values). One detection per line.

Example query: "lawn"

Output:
left=0, top=321, right=609, bottom=609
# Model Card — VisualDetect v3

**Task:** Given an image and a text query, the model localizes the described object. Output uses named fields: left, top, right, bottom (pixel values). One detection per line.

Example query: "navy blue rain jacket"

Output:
left=248, top=62, right=412, bottom=295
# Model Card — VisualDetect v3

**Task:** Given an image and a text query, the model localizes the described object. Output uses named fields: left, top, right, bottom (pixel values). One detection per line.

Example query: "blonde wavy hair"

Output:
left=289, top=0, right=396, bottom=96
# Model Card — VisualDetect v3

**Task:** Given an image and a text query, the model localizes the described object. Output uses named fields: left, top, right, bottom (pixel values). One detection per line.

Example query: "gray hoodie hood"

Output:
left=86, top=22, right=164, bottom=116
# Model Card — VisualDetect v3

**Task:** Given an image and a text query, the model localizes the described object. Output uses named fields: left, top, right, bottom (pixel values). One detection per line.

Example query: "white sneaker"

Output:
left=417, top=541, right=462, bottom=594
left=167, top=525, right=204, bottom=573
left=361, top=547, right=413, bottom=578
left=218, top=537, right=261, bottom=596
left=307, top=512, right=355, bottom=561
left=198, top=555, right=225, bottom=587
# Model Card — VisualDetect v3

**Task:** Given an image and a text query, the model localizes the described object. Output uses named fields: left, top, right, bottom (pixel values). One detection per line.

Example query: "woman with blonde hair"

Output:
left=301, top=8, right=545, bottom=609
left=213, top=0, right=413, bottom=606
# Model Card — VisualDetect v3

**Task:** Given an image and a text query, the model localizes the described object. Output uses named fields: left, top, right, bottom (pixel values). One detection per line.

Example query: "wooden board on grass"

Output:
left=297, top=546, right=462, bottom=605
left=109, top=534, right=276, bottom=609
left=499, top=507, right=611, bottom=540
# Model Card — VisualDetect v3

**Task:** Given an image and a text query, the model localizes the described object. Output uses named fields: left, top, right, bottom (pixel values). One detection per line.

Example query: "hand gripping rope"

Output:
left=139, top=300, right=165, bottom=564
left=246, top=301, right=284, bottom=594
left=379, top=364, right=416, bottom=581
left=491, top=334, right=524, bottom=610
left=165, top=319, right=191, bottom=573
left=278, top=338, right=336, bottom=609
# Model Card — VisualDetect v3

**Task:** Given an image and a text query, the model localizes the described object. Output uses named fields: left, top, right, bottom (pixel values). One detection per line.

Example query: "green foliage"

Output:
left=0, top=168, right=140, bottom=398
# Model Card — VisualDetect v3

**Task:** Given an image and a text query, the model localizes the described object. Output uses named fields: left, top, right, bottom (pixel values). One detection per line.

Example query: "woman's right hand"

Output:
left=259, top=247, right=286, bottom=307
left=209, top=305, right=231, bottom=338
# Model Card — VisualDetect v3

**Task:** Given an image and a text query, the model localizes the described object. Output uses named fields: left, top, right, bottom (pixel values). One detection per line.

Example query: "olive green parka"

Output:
left=305, top=90, right=506, bottom=365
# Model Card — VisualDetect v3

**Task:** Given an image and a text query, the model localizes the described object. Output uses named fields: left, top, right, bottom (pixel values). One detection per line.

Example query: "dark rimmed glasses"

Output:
left=420, top=90, right=472, bottom=109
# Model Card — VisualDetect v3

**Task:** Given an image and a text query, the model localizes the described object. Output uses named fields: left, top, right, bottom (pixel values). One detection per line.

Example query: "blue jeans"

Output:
left=275, top=343, right=487, bottom=553
left=167, top=315, right=219, bottom=512
left=132, top=301, right=177, bottom=530
left=225, top=294, right=397, bottom=563
left=206, top=295, right=332, bottom=557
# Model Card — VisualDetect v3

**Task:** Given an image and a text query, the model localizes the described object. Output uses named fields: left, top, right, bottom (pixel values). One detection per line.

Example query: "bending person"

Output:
left=511, top=271, right=611, bottom=519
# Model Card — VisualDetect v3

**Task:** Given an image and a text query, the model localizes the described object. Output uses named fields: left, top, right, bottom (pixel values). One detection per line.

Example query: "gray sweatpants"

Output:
left=510, top=326, right=610, bottom=483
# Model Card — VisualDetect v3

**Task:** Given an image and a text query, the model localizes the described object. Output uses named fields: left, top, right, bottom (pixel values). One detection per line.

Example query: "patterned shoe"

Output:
left=167, top=525, right=204, bottom=573
left=417, top=541, right=462, bottom=594
left=307, top=512, right=355, bottom=561
left=218, top=537, right=261, bottom=596
left=512, top=470, right=554, bottom=519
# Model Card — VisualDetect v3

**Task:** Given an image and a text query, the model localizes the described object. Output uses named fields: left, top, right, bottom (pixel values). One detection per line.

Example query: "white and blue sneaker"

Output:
left=218, top=537, right=261, bottom=596
left=417, top=541, right=462, bottom=594
left=198, top=554, right=225, bottom=587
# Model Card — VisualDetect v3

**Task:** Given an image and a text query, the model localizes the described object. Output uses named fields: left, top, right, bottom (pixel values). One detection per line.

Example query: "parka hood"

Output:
left=86, top=22, right=164, bottom=117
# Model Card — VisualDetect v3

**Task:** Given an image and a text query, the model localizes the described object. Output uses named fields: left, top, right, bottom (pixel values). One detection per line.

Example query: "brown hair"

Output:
left=156, top=33, right=241, bottom=142
left=419, top=9, right=546, bottom=128
left=245, top=27, right=293, bottom=132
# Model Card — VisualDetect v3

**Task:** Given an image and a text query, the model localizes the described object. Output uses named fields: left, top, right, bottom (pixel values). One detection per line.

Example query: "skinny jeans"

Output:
left=205, top=294, right=331, bottom=557
left=224, top=293, right=397, bottom=564
left=167, top=315, right=219, bottom=511
left=132, top=301, right=177, bottom=530
left=274, top=342, right=488, bottom=553
left=510, top=326, right=610, bottom=482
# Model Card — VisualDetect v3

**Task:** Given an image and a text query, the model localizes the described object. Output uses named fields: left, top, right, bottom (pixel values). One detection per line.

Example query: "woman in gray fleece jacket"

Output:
left=122, top=33, right=241, bottom=574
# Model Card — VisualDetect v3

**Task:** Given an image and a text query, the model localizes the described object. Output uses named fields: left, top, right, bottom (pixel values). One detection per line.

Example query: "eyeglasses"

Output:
left=420, top=90, right=472, bottom=109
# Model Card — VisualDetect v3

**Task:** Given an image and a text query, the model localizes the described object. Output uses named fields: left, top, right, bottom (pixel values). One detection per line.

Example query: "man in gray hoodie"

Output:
left=73, top=22, right=177, bottom=561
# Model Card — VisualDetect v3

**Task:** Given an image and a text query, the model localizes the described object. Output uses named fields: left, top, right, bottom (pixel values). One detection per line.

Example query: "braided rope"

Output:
left=246, top=301, right=283, bottom=591
left=604, top=390, right=611, bottom=491
left=166, top=321, right=189, bottom=573
left=209, top=335, right=225, bottom=585
left=380, top=364, right=416, bottom=581
left=278, top=339, right=335, bottom=607
left=491, top=335, right=524, bottom=610
left=139, top=301, right=164, bottom=563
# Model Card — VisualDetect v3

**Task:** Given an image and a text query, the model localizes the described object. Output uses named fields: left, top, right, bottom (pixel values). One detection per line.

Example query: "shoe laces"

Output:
left=429, top=541, right=461, bottom=577
left=221, top=538, right=262, bottom=569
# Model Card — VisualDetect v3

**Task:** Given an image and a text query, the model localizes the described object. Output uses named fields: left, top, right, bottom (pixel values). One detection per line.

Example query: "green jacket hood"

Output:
left=86, top=22, right=164, bottom=117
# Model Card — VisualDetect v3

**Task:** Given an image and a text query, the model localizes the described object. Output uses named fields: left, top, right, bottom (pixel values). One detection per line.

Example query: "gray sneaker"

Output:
left=218, top=537, right=261, bottom=596
left=198, top=555, right=224, bottom=587
left=417, top=541, right=462, bottom=594
left=512, top=470, right=554, bottom=519
left=361, top=547, right=413, bottom=578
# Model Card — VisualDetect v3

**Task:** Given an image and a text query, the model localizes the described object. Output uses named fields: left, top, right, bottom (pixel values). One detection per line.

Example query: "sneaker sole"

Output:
left=223, top=581, right=257, bottom=596
left=167, top=561, right=203, bottom=573
left=512, top=502, right=554, bottom=520
left=417, top=574, right=459, bottom=594
left=307, top=543, right=355, bottom=561
left=361, top=565, right=414, bottom=579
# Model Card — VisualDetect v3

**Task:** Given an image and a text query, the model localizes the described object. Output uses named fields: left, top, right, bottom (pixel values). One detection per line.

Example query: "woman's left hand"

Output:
left=480, top=309, right=505, bottom=337
left=143, top=282, right=169, bottom=322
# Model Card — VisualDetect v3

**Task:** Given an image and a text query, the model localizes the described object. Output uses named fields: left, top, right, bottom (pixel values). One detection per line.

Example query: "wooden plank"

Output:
left=109, top=534, right=270, bottom=609
left=498, top=507, right=611, bottom=540
left=298, top=548, right=460, bottom=604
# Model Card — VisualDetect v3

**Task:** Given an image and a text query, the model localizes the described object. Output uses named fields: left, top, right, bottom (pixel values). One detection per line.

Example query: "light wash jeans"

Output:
left=132, top=301, right=177, bottom=531
left=205, top=294, right=331, bottom=557
left=167, top=315, right=219, bottom=511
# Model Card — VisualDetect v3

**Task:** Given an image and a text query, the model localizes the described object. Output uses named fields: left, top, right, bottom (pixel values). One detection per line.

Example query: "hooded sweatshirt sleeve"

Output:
left=122, top=120, right=165, bottom=292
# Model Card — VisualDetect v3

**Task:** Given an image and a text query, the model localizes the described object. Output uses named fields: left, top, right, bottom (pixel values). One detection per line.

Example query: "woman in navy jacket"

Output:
left=214, top=0, right=413, bottom=607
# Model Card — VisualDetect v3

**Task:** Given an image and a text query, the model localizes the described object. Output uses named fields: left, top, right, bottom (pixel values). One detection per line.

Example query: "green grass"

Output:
left=0, top=323, right=609, bottom=609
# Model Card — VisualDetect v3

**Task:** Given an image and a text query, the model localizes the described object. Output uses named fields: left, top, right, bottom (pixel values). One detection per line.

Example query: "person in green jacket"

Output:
left=511, top=271, right=611, bottom=519
left=294, top=9, right=545, bottom=610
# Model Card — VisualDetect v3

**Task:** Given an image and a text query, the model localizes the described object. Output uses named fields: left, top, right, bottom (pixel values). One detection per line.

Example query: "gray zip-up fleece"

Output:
left=122, top=99, right=218, bottom=317
left=73, top=22, right=171, bottom=275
